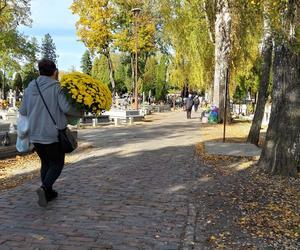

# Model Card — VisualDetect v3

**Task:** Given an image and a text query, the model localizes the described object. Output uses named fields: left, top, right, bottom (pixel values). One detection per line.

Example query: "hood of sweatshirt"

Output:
left=27, top=75, right=59, bottom=96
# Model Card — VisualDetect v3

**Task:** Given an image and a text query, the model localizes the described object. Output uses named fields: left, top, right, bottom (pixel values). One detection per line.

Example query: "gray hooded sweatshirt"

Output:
left=19, top=75, right=78, bottom=144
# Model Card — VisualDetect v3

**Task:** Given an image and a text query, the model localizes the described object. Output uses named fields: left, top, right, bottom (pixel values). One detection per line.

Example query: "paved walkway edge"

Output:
left=182, top=203, right=197, bottom=250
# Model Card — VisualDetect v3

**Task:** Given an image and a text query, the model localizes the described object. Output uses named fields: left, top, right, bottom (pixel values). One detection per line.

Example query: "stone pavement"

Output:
left=0, top=111, right=207, bottom=250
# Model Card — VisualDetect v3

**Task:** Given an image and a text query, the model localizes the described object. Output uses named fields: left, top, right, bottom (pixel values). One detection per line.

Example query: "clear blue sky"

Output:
left=19, top=0, right=86, bottom=71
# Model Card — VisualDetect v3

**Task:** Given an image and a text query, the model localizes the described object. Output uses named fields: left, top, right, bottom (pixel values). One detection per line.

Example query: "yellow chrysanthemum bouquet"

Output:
left=60, top=72, right=112, bottom=118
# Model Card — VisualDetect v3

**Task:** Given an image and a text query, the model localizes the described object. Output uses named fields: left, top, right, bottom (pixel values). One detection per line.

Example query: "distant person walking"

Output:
left=193, top=95, right=200, bottom=112
left=185, top=94, right=194, bottom=119
left=19, top=59, right=81, bottom=207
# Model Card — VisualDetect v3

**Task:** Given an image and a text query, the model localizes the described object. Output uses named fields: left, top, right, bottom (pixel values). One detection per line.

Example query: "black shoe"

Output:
left=46, top=190, right=58, bottom=202
left=36, top=187, right=48, bottom=207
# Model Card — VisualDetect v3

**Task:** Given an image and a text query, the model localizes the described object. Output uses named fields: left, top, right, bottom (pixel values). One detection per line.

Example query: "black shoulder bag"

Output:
left=35, top=80, right=78, bottom=153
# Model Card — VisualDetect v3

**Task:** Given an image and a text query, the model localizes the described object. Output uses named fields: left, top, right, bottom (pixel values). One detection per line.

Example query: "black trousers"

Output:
left=187, top=109, right=192, bottom=119
left=194, top=104, right=199, bottom=112
left=34, top=142, right=65, bottom=191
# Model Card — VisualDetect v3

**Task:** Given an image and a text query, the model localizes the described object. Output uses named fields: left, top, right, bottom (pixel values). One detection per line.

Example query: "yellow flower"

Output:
left=60, top=72, right=112, bottom=113
left=70, top=88, right=78, bottom=96
left=78, top=85, right=86, bottom=92
left=84, top=96, right=93, bottom=107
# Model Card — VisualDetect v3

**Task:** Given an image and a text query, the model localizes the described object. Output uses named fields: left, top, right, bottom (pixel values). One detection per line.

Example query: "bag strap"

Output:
left=35, top=80, right=57, bottom=126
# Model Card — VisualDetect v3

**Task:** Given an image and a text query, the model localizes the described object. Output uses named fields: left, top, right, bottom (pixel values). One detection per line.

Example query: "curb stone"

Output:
left=182, top=203, right=197, bottom=250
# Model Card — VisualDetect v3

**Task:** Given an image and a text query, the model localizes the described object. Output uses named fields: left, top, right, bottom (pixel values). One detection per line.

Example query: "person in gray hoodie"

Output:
left=19, top=59, right=81, bottom=207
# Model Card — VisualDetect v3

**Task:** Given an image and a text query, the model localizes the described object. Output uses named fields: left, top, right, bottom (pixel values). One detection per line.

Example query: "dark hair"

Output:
left=38, top=59, right=57, bottom=76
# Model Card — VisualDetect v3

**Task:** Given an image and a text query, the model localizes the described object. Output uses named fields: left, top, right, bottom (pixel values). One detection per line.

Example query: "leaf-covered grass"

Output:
left=195, top=121, right=300, bottom=248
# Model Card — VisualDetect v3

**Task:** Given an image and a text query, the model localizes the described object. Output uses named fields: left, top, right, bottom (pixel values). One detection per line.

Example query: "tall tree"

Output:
left=258, top=0, right=300, bottom=177
left=113, top=0, right=157, bottom=97
left=21, top=37, right=39, bottom=89
left=13, top=72, right=22, bottom=90
left=161, top=0, right=261, bottom=116
left=160, top=0, right=215, bottom=94
left=41, top=33, right=58, bottom=63
left=71, top=0, right=157, bottom=97
left=22, top=63, right=39, bottom=88
left=212, top=0, right=231, bottom=123
left=70, top=0, right=116, bottom=95
left=0, top=0, right=34, bottom=73
left=92, top=55, right=110, bottom=85
left=0, top=0, right=31, bottom=29
left=155, top=54, right=169, bottom=100
left=142, top=56, right=157, bottom=95
left=114, top=61, right=128, bottom=94
left=247, top=2, right=273, bottom=145
left=12, top=72, right=22, bottom=100
left=116, top=54, right=133, bottom=92
left=81, top=50, right=93, bottom=75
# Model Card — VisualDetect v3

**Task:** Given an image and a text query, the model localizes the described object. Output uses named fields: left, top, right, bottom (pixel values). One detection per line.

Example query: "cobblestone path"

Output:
left=0, top=112, right=205, bottom=250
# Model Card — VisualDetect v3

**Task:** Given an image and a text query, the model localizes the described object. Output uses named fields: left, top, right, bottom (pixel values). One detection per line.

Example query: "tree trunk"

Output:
left=213, top=0, right=231, bottom=123
left=104, top=51, right=115, bottom=96
left=258, top=44, right=300, bottom=177
left=247, top=8, right=273, bottom=145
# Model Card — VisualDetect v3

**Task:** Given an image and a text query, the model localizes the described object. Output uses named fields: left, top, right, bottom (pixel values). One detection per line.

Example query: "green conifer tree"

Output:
left=80, top=50, right=93, bottom=75
left=41, top=33, right=58, bottom=63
